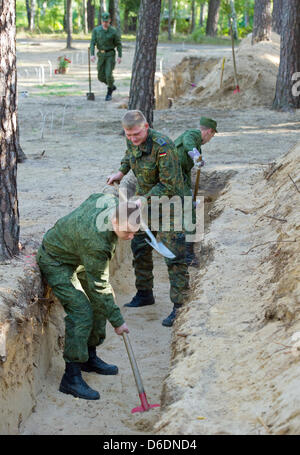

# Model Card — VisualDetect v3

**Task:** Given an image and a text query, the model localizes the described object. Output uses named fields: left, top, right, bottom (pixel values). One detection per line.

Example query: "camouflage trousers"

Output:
left=97, top=52, right=115, bottom=88
left=131, top=231, right=189, bottom=305
left=36, top=247, right=107, bottom=363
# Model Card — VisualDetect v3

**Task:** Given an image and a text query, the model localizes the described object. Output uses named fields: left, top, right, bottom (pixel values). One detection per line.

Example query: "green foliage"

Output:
left=16, top=0, right=255, bottom=41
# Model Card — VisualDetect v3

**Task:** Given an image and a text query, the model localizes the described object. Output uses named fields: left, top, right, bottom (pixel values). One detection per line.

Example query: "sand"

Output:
left=0, top=35, right=299, bottom=435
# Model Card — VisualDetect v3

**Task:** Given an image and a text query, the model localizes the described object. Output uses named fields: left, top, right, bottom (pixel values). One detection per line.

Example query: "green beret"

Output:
left=102, top=12, right=110, bottom=21
left=200, top=117, right=218, bottom=132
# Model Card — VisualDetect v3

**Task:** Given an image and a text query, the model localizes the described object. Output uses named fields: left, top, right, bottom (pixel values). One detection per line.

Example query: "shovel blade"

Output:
left=86, top=92, right=95, bottom=100
left=145, top=238, right=175, bottom=259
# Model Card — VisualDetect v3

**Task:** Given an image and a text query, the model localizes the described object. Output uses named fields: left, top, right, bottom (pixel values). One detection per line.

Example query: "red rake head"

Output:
left=233, top=85, right=240, bottom=94
left=131, top=392, right=160, bottom=414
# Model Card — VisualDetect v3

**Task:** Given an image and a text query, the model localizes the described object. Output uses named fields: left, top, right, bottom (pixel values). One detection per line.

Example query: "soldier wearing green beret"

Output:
left=107, top=110, right=189, bottom=328
left=175, top=117, right=217, bottom=266
left=36, top=193, right=141, bottom=400
left=90, top=12, right=122, bottom=101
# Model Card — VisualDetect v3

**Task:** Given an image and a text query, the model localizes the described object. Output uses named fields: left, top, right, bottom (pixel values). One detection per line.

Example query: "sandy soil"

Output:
left=0, top=35, right=299, bottom=435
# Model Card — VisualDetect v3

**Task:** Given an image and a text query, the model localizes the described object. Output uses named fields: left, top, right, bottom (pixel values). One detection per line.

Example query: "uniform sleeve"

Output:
left=82, top=250, right=125, bottom=328
left=114, top=30, right=122, bottom=58
left=182, top=131, right=202, bottom=154
left=119, top=146, right=131, bottom=175
left=90, top=28, right=97, bottom=56
left=145, top=143, right=184, bottom=198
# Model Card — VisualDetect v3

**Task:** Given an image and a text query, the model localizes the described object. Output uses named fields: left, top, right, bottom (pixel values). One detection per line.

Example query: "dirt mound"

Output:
left=155, top=56, right=219, bottom=109
left=154, top=142, right=300, bottom=435
left=175, top=33, right=280, bottom=109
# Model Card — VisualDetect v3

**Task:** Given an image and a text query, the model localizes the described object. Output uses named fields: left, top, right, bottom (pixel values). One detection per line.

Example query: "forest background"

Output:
left=16, top=0, right=259, bottom=44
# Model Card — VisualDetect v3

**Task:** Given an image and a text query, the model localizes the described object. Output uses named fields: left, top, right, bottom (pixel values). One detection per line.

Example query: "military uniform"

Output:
left=36, top=193, right=124, bottom=364
left=175, top=117, right=217, bottom=266
left=119, top=128, right=189, bottom=307
left=90, top=17, right=122, bottom=94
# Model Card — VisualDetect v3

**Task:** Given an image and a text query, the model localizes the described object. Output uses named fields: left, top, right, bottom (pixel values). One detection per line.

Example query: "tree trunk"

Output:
left=206, top=0, right=220, bottom=37
left=29, top=0, right=36, bottom=32
left=98, top=0, right=105, bottom=26
left=199, top=2, right=205, bottom=27
left=114, top=0, right=121, bottom=31
left=168, top=0, right=172, bottom=40
left=25, top=0, right=31, bottom=29
left=191, top=0, right=195, bottom=33
left=83, top=0, right=88, bottom=34
left=0, top=0, right=20, bottom=259
left=252, top=0, right=272, bottom=44
left=128, top=0, right=162, bottom=127
left=244, top=0, right=249, bottom=27
left=230, top=0, right=238, bottom=39
left=272, top=0, right=283, bottom=35
left=109, top=0, right=115, bottom=25
left=66, top=0, right=73, bottom=49
left=87, top=0, right=95, bottom=32
left=16, top=121, right=27, bottom=163
left=124, top=6, right=129, bottom=33
left=272, top=0, right=300, bottom=111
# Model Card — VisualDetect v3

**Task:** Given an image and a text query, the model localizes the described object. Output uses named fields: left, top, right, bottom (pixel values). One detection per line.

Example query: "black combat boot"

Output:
left=185, top=242, right=200, bottom=267
left=59, top=362, right=100, bottom=400
left=124, top=289, right=155, bottom=308
left=162, top=304, right=182, bottom=327
left=105, top=86, right=113, bottom=101
left=80, top=346, right=118, bottom=375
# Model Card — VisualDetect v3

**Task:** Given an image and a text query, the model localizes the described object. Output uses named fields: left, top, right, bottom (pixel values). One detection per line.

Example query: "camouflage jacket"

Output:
left=119, top=128, right=184, bottom=199
left=42, top=193, right=124, bottom=328
left=174, top=129, right=203, bottom=193
left=90, top=25, right=122, bottom=58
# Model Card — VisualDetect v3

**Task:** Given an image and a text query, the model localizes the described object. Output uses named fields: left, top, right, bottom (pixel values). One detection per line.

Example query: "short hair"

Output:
left=115, top=201, right=140, bottom=228
left=121, top=110, right=147, bottom=129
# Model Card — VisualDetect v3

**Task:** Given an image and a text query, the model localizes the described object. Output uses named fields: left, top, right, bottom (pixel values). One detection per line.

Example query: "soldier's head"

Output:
left=101, top=12, right=111, bottom=29
left=121, top=110, right=149, bottom=146
left=199, top=117, right=217, bottom=144
left=112, top=200, right=141, bottom=240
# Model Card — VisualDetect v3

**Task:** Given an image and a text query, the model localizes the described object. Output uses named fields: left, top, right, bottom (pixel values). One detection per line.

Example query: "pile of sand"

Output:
left=176, top=32, right=280, bottom=109
left=154, top=142, right=300, bottom=435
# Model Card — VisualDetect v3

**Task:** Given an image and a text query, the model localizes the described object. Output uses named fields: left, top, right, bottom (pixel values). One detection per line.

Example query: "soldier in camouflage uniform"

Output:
left=36, top=193, right=140, bottom=400
left=107, top=110, right=189, bottom=327
left=175, top=117, right=217, bottom=266
left=90, top=12, right=122, bottom=101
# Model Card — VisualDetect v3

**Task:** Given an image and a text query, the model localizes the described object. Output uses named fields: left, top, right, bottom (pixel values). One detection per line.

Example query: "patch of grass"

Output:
left=33, top=90, right=84, bottom=97
left=35, top=83, right=79, bottom=89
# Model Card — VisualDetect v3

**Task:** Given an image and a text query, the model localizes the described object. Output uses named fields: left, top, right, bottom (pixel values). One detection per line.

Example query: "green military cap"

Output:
left=200, top=117, right=218, bottom=132
left=102, top=12, right=110, bottom=21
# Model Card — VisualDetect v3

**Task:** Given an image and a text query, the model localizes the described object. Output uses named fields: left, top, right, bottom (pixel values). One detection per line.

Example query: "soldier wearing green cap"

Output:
left=174, top=117, right=217, bottom=267
left=90, top=12, right=122, bottom=101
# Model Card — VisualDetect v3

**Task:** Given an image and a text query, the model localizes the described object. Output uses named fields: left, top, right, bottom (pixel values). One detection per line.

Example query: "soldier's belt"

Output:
left=99, top=49, right=115, bottom=54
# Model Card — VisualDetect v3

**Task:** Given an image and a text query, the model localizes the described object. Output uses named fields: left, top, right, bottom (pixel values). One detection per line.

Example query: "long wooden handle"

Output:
left=122, top=333, right=145, bottom=395
left=193, top=155, right=202, bottom=202
left=88, top=47, right=91, bottom=92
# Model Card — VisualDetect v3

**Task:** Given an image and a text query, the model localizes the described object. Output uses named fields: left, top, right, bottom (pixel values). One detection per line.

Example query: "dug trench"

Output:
left=1, top=36, right=299, bottom=435
left=0, top=167, right=232, bottom=435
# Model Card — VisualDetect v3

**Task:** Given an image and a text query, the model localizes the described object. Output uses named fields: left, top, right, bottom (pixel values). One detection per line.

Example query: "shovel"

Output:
left=230, top=21, right=240, bottom=94
left=122, top=332, right=160, bottom=413
left=86, top=47, right=95, bottom=101
left=113, top=182, right=175, bottom=259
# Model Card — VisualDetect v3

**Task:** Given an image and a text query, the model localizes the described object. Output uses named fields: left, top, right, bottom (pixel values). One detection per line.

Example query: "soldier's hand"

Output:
left=117, top=57, right=121, bottom=64
left=91, top=56, right=96, bottom=63
left=107, top=171, right=124, bottom=185
left=114, top=322, right=129, bottom=335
